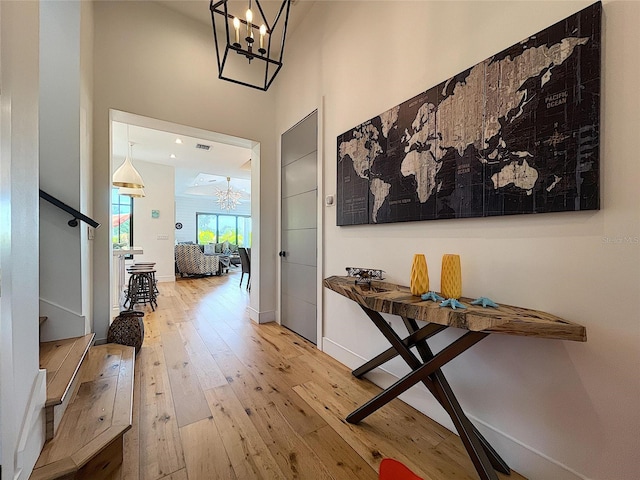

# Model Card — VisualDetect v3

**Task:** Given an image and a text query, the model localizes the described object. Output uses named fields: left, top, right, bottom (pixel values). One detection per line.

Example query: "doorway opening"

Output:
left=109, top=110, right=258, bottom=318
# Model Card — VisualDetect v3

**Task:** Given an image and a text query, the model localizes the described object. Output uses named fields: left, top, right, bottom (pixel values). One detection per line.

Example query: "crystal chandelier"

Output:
left=209, top=0, right=292, bottom=91
left=216, top=177, right=242, bottom=211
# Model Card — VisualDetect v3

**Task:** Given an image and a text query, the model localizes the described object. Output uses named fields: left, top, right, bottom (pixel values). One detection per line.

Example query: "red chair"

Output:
left=379, top=458, right=423, bottom=480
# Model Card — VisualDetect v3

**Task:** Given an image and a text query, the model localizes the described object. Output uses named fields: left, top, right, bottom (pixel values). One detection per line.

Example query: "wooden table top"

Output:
left=323, top=276, right=586, bottom=342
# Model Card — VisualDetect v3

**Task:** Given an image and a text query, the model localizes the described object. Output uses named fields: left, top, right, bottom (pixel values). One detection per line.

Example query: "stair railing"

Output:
left=39, top=189, right=101, bottom=228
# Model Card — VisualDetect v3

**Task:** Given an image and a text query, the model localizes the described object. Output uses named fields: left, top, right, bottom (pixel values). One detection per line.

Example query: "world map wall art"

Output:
left=336, top=2, right=601, bottom=226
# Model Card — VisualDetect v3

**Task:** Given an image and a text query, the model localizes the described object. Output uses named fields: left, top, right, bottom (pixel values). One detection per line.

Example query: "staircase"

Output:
left=31, top=333, right=135, bottom=480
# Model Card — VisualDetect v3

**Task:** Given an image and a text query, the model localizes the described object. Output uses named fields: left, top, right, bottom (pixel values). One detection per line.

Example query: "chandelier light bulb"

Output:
left=259, top=24, right=267, bottom=51
left=233, top=17, right=241, bottom=45
left=246, top=8, right=253, bottom=41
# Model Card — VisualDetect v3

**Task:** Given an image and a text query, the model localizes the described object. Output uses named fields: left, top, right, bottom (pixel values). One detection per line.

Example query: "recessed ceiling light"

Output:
left=170, top=154, right=176, bottom=159
left=175, top=138, right=183, bottom=144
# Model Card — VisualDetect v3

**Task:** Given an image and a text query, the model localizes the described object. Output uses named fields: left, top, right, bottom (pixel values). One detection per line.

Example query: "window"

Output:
left=196, top=213, right=251, bottom=247
left=237, top=216, right=252, bottom=247
left=196, top=213, right=217, bottom=244
left=112, top=188, right=133, bottom=249
left=218, top=215, right=237, bottom=244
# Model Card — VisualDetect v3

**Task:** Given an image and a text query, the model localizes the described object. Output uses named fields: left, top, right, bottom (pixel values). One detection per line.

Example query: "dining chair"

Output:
left=238, top=247, right=251, bottom=290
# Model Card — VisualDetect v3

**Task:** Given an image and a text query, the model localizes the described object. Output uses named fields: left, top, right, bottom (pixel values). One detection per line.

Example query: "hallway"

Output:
left=118, top=272, right=524, bottom=480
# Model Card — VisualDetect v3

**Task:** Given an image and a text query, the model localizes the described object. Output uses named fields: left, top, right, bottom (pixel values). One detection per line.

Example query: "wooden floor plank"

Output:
left=262, top=413, right=336, bottom=480
left=143, top=309, right=163, bottom=346
left=179, top=417, right=238, bottom=480
left=257, top=321, right=316, bottom=358
left=176, top=321, right=228, bottom=390
left=303, top=425, right=378, bottom=480
left=138, top=344, right=185, bottom=480
left=159, top=469, right=188, bottom=480
left=191, top=312, right=233, bottom=356
left=204, top=385, right=286, bottom=480
left=160, top=331, right=212, bottom=428
left=219, top=387, right=336, bottom=480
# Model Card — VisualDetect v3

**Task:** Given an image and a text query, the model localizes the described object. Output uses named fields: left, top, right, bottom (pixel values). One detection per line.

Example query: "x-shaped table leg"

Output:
left=347, top=306, right=510, bottom=480
left=352, top=323, right=447, bottom=378
left=400, top=316, right=510, bottom=476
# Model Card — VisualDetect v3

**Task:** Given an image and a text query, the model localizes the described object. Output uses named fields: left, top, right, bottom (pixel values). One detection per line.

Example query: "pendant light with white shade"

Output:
left=113, top=128, right=145, bottom=188
left=118, top=186, right=146, bottom=198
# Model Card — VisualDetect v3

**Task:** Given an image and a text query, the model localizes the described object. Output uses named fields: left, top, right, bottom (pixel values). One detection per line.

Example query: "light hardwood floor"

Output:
left=116, top=270, right=525, bottom=480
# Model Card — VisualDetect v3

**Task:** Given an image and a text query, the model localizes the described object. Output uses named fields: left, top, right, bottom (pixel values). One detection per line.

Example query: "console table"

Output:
left=323, top=276, right=586, bottom=480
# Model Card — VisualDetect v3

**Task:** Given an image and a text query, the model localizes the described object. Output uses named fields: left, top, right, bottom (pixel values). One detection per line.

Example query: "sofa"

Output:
left=175, top=244, right=220, bottom=277
left=203, top=241, right=241, bottom=266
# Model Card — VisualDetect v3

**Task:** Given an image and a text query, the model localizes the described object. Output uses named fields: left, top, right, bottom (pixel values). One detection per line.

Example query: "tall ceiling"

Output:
left=112, top=1, right=315, bottom=201
left=155, top=0, right=315, bottom=31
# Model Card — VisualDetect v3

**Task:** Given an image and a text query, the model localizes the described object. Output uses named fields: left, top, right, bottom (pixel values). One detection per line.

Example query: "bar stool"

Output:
left=124, top=266, right=157, bottom=311
left=134, top=262, right=158, bottom=294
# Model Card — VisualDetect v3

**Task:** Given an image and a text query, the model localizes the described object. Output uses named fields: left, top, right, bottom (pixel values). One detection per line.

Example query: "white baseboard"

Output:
left=248, top=307, right=275, bottom=324
left=321, top=337, right=590, bottom=480
left=156, top=275, right=175, bottom=283
left=39, top=298, right=86, bottom=342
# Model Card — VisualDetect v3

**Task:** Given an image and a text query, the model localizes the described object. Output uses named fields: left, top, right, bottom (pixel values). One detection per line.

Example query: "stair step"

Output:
left=39, top=334, right=95, bottom=440
left=30, top=344, right=135, bottom=480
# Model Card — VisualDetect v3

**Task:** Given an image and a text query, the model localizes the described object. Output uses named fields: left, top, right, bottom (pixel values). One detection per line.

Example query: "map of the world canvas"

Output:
left=336, top=2, right=601, bottom=226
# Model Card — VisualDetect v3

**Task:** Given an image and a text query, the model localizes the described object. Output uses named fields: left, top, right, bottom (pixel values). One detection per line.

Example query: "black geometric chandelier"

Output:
left=209, top=0, right=292, bottom=91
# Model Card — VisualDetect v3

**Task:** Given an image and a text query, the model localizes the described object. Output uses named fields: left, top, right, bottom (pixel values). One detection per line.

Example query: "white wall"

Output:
left=131, top=160, right=176, bottom=283
left=39, top=0, right=94, bottom=341
left=0, top=1, right=47, bottom=478
left=175, top=195, right=251, bottom=244
left=92, top=0, right=278, bottom=341
left=274, top=2, right=640, bottom=480
left=80, top=0, right=95, bottom=334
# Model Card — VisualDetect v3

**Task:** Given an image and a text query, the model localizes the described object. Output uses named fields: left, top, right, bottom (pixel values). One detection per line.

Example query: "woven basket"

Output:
left=107, top=310, right=145, bottom=354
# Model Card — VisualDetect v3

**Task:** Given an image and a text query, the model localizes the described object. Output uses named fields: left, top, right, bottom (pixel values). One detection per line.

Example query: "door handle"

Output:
left=279, top=251, right=286, bottom=257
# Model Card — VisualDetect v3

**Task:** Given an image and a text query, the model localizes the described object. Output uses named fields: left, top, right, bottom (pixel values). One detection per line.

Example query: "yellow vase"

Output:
left=410, top=254, right=429, bottom=296
left=441, top=254, right=462, bottom=299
